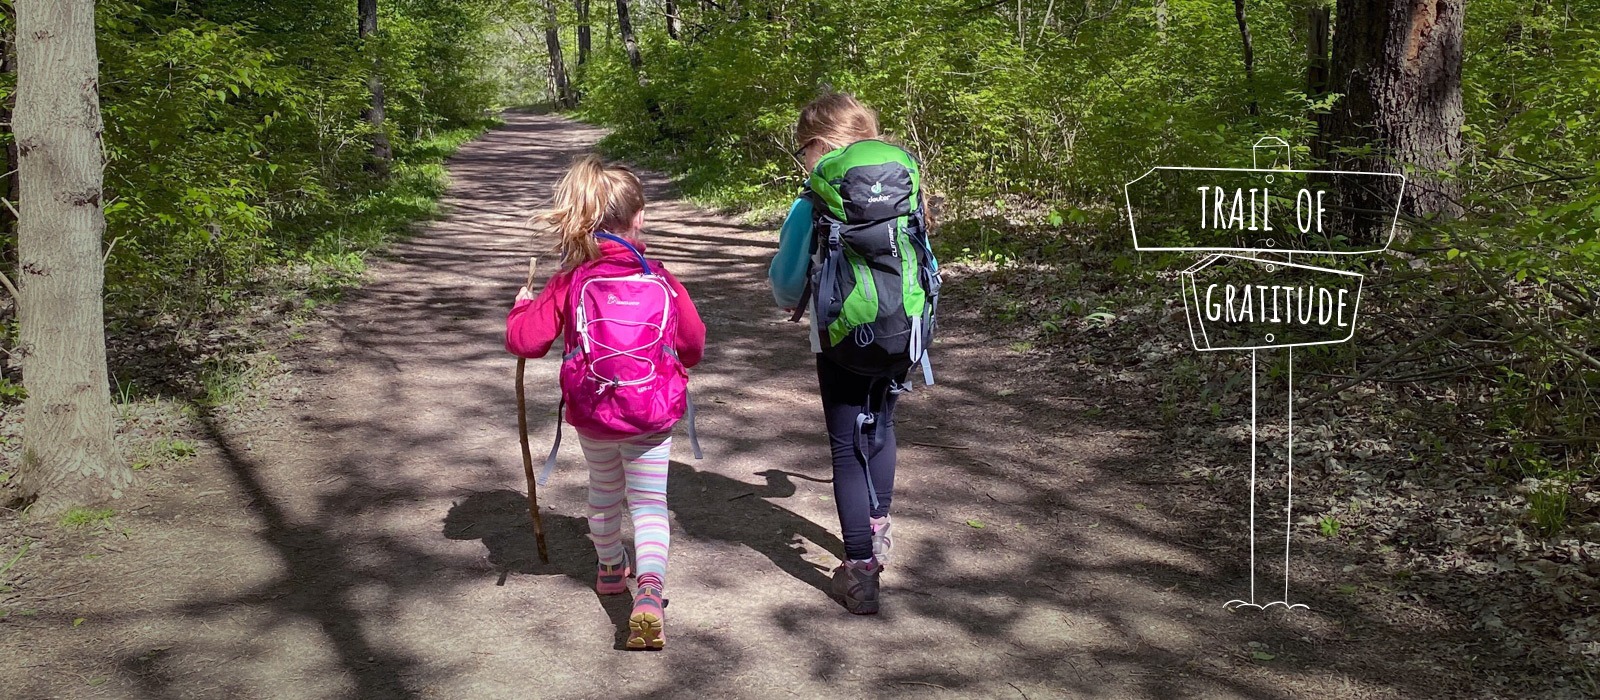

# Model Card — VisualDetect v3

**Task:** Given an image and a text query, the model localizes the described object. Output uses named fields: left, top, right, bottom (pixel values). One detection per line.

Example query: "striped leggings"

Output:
left=579, top=431, right=672, bottom=590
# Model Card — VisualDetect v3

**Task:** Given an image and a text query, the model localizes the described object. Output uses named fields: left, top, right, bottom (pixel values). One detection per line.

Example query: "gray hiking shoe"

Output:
left=871, top=516, right=893, bottom=565
left=831, top=558, right=882, bottom=615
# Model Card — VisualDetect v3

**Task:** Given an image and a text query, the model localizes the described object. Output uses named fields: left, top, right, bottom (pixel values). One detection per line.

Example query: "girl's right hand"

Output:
left=516, top=285, right=536, bottom=302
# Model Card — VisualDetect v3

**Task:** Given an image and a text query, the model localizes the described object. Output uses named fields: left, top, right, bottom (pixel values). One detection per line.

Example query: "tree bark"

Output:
left=1306, top=4, right=1331, bottom=162
left=544, top=0, right=572, bottom=107
left=358, top=0, right=392, bottom=171
left=1153, top=0, right=1167, bottom=38
left=1232, top=0, right=1257, bottom=116
left=1326, top=0, right=1465, bottom=233
left=13, top=0, right=128, bottom=513
left=665, top=0, right=681, bottom=40
left=616, top=0, right=642, bottom=77
left=576, top=0, right=591, bottom=66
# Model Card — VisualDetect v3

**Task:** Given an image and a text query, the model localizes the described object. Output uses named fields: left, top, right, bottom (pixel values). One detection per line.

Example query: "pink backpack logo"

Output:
left=539, top=233, right=700, bottom=484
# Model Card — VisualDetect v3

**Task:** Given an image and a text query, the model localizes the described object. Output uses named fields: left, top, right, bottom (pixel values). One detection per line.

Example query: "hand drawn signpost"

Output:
left=1125, top=138, right=1405, bottom=611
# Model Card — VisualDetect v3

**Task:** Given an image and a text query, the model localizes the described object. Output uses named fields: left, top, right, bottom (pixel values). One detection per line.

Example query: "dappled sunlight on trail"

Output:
left=1, top=113, right=1475, bottom=699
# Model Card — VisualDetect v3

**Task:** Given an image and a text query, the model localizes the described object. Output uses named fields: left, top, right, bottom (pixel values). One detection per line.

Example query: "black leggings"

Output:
left=816, top=353, right=902, bottom=561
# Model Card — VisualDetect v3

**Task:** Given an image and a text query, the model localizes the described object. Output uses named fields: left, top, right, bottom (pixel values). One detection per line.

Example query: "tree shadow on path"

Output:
left=193, top=411, right=425, bottom=700
left=441, top=489, right=636, bottom=649
left=667, top=462, right=844, bottom=597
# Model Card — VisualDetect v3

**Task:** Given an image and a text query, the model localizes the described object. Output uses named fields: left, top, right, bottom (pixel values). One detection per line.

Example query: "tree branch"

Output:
left=1298, top=319, right=1457, bottom=411
left=0, top=267, right=17, bottom=303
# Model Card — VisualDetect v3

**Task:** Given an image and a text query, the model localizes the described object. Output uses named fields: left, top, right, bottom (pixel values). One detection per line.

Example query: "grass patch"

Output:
left=0, top=543, right=29, bottom=593
left=58, top=507, right=116, bottom=530
left=198, top=362, right=251, bottom=408
left=132, top=437, right=198, bottom=472
left=157, top=438, right=197, bottom=461
left=1529, top=482, right=1571, bottom=536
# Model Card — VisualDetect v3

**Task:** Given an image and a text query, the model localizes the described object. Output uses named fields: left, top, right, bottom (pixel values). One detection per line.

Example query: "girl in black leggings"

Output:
left=769, top=92, right=913, bottom=614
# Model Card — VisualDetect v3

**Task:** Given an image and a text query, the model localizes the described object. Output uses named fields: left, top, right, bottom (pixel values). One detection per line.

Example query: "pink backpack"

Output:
left=538, top=233, right=701, bottom=484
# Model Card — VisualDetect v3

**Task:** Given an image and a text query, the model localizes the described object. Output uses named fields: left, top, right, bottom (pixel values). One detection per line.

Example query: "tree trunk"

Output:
left=617, top=0, right=642, bottom=77
left=13, top=0, right=127, bottom=513
left=576, top=0, right=591, bottom=65
left=1232, top=0, right=1257, bottom=116
left=358, top=0, right=391, bottom=171
left=1, top=3, right=17, bottom=240
left=1306, top=4, right=1331, bottom=162
left=544, top=0, right=572, bottom=107
left=665, top=0, right=680, bottom=40
left=1325, top=0, right=1465, bottom=233
left=1153, top=0, right=1167, bottom=39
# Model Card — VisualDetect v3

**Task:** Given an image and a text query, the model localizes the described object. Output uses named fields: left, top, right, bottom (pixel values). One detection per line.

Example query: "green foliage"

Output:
left=1318, top=515, right=1341, bottom=538
left=0, top=376, right=24, bottom=405
left=0, top=0, right=503, bottom=343
left=0, top=1, right=509, bottom=401
left=578, top=0, right=1311, bottom=213
left=567, top=0, right=1600, bottom=487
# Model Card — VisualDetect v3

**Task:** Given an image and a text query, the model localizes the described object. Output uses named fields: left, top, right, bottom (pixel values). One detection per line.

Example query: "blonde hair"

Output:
left=796, top=91, right=935, bottom=230
left=544, top=154, right=645, bottom=269
left=796, top=91, right=879, bottom=153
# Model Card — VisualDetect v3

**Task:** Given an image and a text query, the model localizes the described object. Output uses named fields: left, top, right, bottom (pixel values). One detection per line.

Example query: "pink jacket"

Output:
left=505, top=239, right=706, bottom=368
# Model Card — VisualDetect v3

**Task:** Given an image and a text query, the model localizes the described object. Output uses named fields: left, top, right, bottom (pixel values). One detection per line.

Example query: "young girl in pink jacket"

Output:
left=506, top=154, right=705, bottom=650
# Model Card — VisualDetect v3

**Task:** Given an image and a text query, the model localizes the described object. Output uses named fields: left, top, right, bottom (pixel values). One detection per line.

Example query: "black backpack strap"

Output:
left=788, top=282, right=811, bottom=323
left=787, top=190, right=826, bottom=323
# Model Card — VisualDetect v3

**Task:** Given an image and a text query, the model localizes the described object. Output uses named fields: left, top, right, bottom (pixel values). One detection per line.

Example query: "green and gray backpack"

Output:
left=798, top=139, right=940, bottom=382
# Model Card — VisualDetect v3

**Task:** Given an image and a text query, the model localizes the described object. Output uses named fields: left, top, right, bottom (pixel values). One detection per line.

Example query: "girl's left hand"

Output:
left=515, top=285, right=535, bottom=302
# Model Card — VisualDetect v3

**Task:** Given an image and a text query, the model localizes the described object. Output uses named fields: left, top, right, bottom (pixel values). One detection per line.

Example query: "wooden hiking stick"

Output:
left=514, top=257, right=549, bottom=564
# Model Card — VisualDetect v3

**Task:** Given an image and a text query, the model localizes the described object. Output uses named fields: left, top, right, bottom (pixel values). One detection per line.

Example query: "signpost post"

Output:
left=1125, top=138, right=1404, bottom=610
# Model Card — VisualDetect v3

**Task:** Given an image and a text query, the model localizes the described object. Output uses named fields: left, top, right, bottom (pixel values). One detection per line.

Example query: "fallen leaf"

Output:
left=966, top=519, right=986, bottom=529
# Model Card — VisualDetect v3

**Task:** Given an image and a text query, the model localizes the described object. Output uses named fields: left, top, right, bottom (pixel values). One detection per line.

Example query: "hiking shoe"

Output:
left=627, top=585, right=666, bottom=650
left=831, top=558, right=882, bottom=615
left=871, top=516, right=893, bottom=566
left=596, top=557, right=631, bottom=596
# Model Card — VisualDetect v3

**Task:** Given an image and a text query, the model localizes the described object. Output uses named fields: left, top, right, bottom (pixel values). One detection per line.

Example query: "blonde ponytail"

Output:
left=544, top=154, right=645, bottom=269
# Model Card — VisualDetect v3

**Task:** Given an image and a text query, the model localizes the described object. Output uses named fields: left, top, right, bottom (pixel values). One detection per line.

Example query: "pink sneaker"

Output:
left=627, top=585, right=665, bottom=650
left=596, top=556, right=631, bottom=596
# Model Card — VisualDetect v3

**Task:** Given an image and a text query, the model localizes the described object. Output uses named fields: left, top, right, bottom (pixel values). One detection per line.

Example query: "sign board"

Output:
left=1125, top=167, right=1406, bottom=254
left=1124, top=140, right=1406, bottom=611
left=1179, top=254, right=1363, bottom=351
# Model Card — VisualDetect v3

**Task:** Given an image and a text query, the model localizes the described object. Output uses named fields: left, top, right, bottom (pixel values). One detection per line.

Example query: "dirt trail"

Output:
left=3, top=114, right=1470, bottom=699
